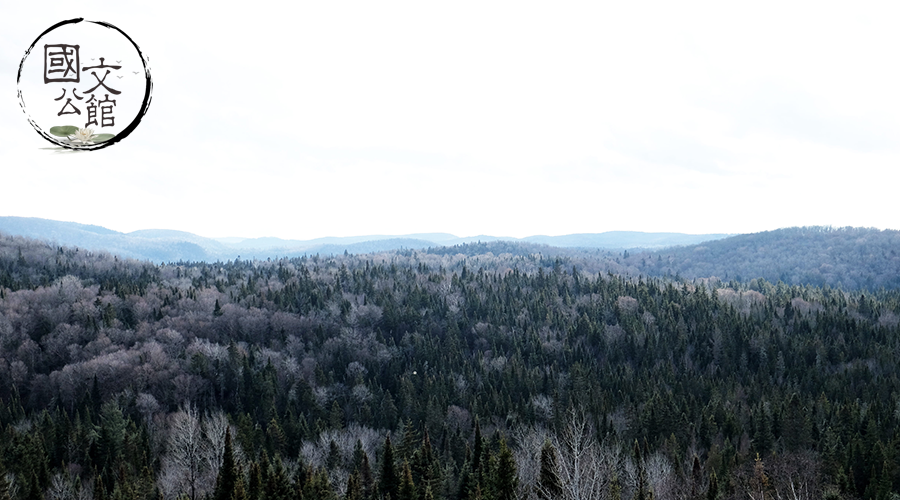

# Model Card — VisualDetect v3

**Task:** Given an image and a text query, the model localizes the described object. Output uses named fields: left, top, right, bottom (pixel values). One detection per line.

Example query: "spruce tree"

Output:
left=633, top=440, right=648, bottom=500
left=690, top=455, right=702, bottom=500
left=411, top=429, right=439, bottom=500
left=215, top=428, right=238, bottom=500
left=472, top=421, right=484, bottom=484
left=457, top=459, right=473, bottom=500
left=492, top=438, right=518, bottom=500
left=232, top=471, right=248, bottom=500
left=536, top=440, right=561, bottom=500
left=398, top=462, right=416, bottom=500
left=705, top=471, right=718, bottom=500
left=327, top=440, right=342, bottom=471
left=265, top=456, right=291, bottom=500
left=345, top=472, right=362, bottom=500
left=247, top=461, right=263, bottom=500
left=359, top=451, right=375, bottom=500
left=609, top=474, right=622, bottom=500
left=380, top=435, right=400, bottom=500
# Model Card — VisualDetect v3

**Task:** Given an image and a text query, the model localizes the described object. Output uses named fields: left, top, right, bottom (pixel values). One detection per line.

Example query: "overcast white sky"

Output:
left=2, top=1, right=899, bottom=240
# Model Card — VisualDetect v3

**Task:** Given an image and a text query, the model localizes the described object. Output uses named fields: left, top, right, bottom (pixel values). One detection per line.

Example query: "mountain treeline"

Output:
left=1, top=232, right=900, bottom=500
left=624, top=227, right=900, bottom=291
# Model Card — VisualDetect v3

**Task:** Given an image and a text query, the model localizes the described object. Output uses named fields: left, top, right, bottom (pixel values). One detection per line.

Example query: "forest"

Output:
left=1, top=231, right=900, bottom=500
left=627, top=227, right=900, bottom=291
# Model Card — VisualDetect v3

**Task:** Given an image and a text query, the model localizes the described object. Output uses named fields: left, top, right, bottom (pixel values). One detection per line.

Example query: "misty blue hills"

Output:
left=2, top=217, right=900, bottom=290
left=0, top=216, right=730, bottom=263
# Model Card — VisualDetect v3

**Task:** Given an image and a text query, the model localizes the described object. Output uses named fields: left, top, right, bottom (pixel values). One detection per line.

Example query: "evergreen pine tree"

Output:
left=690, top=455, right=702, bottom=500
left=232, top=471, right=249, bottom=500
left=492, top=438, right=517, bottom=500
left=536, top=440, right=562, bottom=500
left=248, top=461, right=263, bottom=500
left=398, top=421, right=420, bottom=461
left=380, top=435, right=400, bottom=500
left=306, top=469, right=336, bottom=500
left=327, top=440, right=342, bottom=471
left=353, top=440, right=368, bottom=473
left=329, top=401, right=344, bottom=430
left=633, top=440, right=648, bottom=500
left=472, top=421, right=484, bottom=482
left=398, top=462, right=416, bottom=500
left=25, top=471, right=41, bottom=500
left=94, top=474, right=106, bottom=500
left=215, top=428, right=238, bottom=500
left=706, top=471, right=718, bottom=500
left=457, top=459, right=473, bottom=500
left=411, top=429, right=439, bottom=500
left=264, top=456, right=291, bottom=500
left=359, top=451, right=375, bottom=500
left=609, top=474, right=622, bottom=500
left=345, top=472, right=362, bottom=500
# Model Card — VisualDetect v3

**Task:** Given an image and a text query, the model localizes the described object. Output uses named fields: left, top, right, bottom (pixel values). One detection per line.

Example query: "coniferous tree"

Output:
left=690, top=455, right=702, bottom=500
left=25, top=471, right=41, bottom=500
left=492, top=438, right=517, bottom=500
left=264, top=456, right=291, bottom=500
left=358, top=451, right=375, bottom=500
left=247, top=461, right=263, bottom=500
left=472, top=421, right=484, bottom=484
left=232, top=470, right=248, bottom=500
left=306, top=469, right=336, bottom=500
left=398, top=462, right=416, bottom=500
left=633, top=440, right=648, bottom=500
left=706, top=471, right=718, bottom=500
left=94, top=474, right=106, bottom=500
left=411, top=429, right=439, bottom=500
left=214, top=428, right=238, bottom=500
left=457, top=458, right=474, bottom=500
left=327, top=440, right=342, bottom=471
left=536, top=440, right=562, bottom=500
left=330, top=401, right=344, bottom=430
left=380, top=435, right=400, bottom=500
left=345, top=472, right=362, bottom=500
left=609, top=474, right=622, bottom=500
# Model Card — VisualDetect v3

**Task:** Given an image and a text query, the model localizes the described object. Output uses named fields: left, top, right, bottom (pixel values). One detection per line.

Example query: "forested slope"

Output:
left=1, top=233, right=899, bottom=500
left=627, top=227, right=900, bottom=290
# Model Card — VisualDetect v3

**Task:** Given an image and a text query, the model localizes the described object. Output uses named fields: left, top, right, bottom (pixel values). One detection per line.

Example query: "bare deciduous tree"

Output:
left=526, top=409, right=617, bottom=500
left=158, top=404, right=235, bottom=500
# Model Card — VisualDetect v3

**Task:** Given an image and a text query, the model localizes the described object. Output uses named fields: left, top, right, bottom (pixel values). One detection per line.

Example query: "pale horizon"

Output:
left=3, top=2, right=900, bottom=240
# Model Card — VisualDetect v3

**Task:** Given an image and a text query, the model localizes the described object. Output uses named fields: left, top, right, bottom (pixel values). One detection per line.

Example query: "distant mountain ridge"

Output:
left=627, top=226, right=900, bottom=291
left=0, top=216, right=729, bottom=263
left=1, top=218, right=899, bottom=291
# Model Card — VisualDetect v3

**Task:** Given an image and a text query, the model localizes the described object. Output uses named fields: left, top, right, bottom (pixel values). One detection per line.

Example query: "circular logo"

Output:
left=17, top=18, right=152, bottom=150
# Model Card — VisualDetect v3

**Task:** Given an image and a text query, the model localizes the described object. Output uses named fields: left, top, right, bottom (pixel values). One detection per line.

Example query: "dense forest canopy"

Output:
left=627, top=226, right=900, bottom=291
left=1, top=231, right=900, bottom=500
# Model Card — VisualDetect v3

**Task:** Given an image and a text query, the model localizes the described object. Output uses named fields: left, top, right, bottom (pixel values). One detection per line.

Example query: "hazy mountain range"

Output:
left=0, top=216, right=730, bottom=263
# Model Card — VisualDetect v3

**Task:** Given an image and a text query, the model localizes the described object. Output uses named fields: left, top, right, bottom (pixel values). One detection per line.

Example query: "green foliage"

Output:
left=491, top=439, right=517, bottom=500
left=398, top=462, right=416, bottom=500
left=48, top=125, right=78, bottom=137
left=214, top=428, right=237, bottom=500
left=1, top=234, right=900, bottom=499
left=380, top=435, right=399, bottom=500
